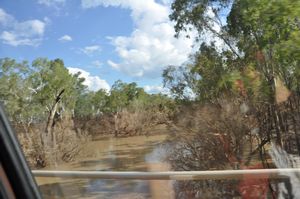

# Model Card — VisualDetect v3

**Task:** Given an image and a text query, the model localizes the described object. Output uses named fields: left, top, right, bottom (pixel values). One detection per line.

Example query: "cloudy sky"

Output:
left=0, top=0, right=195, bottom=93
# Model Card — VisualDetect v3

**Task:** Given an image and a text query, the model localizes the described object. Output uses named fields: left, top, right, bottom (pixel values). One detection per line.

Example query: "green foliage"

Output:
left=0, top=57, right=175, bottom=124
left=167, top=0, right=300, bottom=101
left=170, top=0, right=231, bottom=37
left=107, top=80, right=146, bottom=112
left=227, top=0, right=300, bottom=92
left=74, top=89, right=108, bottom=117
left=0, top=58, right=31, bottom=120
left=31, top=58, right=85, bottom=113
left=0, top=58, right=87, bottom=124
left=162, top=65, right=195, bottom=100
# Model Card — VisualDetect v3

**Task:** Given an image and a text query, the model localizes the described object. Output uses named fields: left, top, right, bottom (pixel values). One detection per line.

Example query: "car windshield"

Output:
left=1, top=0, right=300, bottom=198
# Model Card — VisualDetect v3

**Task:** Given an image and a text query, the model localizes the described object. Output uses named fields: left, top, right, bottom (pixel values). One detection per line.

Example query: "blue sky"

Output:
left=0, top=0, right=195, bottom=93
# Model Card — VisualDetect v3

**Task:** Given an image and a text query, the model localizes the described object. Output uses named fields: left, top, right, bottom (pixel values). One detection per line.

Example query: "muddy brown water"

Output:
left=35, top=134, right=174, bottom=199
left=34, top=134, right=300, bottom=198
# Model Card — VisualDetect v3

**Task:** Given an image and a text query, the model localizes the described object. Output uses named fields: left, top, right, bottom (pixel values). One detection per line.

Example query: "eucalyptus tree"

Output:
left=74, top=89, right=108, bottom=118
left=0, top=58, right=36, bottom=124
left=30, top=58, right=86, bottom=142
left=170, top=0, right=300, bottom=97
left=107, top=80, right=145, bottom=113
left=166, top=0, right=300, bottom=163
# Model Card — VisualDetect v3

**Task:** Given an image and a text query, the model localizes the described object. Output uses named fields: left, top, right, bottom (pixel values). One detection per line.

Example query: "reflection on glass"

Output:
left=1, top=0, right=300, bottom=198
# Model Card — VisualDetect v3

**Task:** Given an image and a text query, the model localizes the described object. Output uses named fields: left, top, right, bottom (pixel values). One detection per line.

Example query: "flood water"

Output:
left=35, top=134, right=174, bottom=199
left=35, top=134, right=300, bottom=199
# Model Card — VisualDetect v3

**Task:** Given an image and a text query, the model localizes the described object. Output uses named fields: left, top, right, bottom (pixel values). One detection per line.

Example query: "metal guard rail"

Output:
left=32, top=168, right=300, bottom=180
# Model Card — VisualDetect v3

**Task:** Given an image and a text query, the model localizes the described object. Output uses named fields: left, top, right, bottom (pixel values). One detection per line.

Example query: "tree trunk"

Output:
left=44, top=89, right=65, bottom=147
left=114, top=111, right=119, bottom=137
left=46, top=102, right=59, bottom=135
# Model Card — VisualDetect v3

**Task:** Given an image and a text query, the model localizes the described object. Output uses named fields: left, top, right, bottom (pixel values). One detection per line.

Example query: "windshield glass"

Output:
left=1, top=0, right=300, bottom=198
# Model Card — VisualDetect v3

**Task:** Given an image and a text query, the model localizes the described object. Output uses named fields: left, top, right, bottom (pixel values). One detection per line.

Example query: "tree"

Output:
left=170, top=0, right=240, bottom=57
left=0, top=58, right=43, bottom=128
left=227, top=0, right=300, bottom=92
left=170, top=0, right=300, bottom=96
left=163, top=65, right=196, bottom=101
left=30, top=58, right=86, bottom=145
left=166, top=1, right=300, bottom=196
left=107, top=80, right=145, bottom=112
left=74, top=89, right=108, bottom=118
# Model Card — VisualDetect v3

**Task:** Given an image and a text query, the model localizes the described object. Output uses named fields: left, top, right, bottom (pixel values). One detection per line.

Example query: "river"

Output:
left=35, top=134, right=300, bottom=198
left=35, top=134, right=174, bottom=199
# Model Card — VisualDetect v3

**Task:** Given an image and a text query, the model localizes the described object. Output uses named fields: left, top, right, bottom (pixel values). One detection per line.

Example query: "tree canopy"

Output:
left=166, top=0, right=300, bottom=102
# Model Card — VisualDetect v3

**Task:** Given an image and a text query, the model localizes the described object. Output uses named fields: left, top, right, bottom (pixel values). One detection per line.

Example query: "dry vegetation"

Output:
left=14, top=102, right=172, bottom=168
left=165, top=97, right=255, bottom=198
left=75, top=103, right=172, bottom=137
left=15, top=117, right=89, bottom=168
left=164, top=92, right=300, bottom=198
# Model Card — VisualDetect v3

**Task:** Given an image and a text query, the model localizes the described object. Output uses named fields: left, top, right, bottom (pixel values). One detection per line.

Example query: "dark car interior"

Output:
left=0, top=105, right=41, bottom=199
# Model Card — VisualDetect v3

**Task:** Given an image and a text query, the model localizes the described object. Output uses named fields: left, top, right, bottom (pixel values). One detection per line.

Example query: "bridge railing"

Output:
left=32, top=168, right=300, bottom=180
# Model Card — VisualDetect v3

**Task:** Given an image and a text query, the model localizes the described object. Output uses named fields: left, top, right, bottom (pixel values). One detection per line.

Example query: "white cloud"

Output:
left=43, top=17, right=52, bottom=24
left=37, top=0, right=66, bottom=7
left=107, top=60, right=118, bottom=69
left=92, top=60, right=102, bottom=67
left=81, top=0, right=118, bottom=9
left=0, top=8, right=47, bottom=46
left=80, top=45, right=101, bottom=56
left=159, top=0, right=173, bottom=5
left=58, top=34, right=72, bottom=42
left=68, top=67, right=110, bottom=91
left=144, top=85, right=169, bottom=94
left=0, top=8, right=14, bottom=26
left=81, top=0, right=196, bottom=78
left=0, top=31, right=43, bottom=46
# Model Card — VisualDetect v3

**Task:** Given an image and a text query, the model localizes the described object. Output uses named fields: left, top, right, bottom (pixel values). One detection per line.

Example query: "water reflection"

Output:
left=36, top=133, right=300, bottom=199
left=40, top=179, right=150, bottom=199
left=37, top=134, right=172, bottom=199
left=166, top=140, right=300, bottom=199
left=269, top=143, right=300, bottom=198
